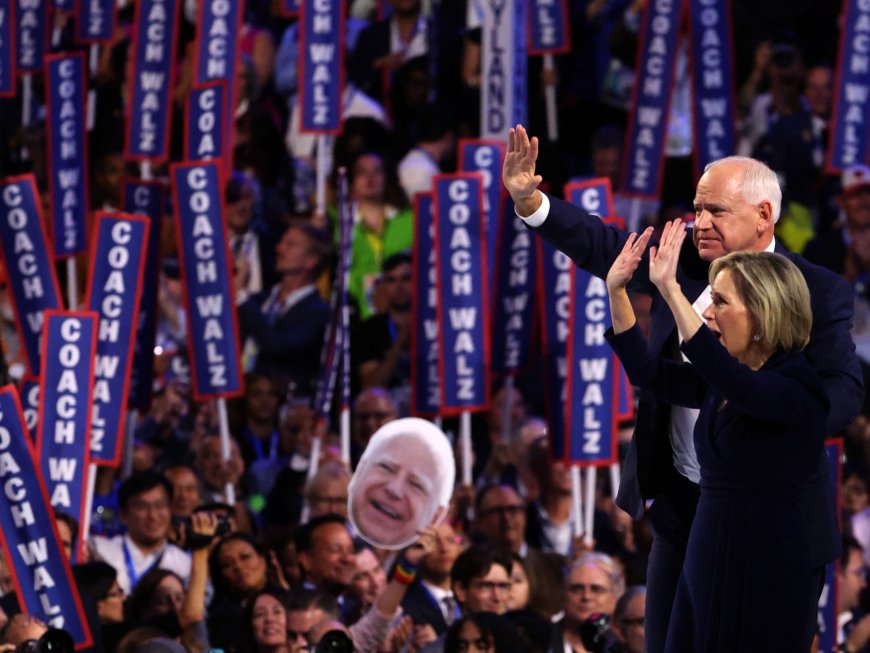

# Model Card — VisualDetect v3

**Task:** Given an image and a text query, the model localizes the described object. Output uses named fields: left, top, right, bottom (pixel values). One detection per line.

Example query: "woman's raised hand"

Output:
left=606, top=227, right=653, bottom=293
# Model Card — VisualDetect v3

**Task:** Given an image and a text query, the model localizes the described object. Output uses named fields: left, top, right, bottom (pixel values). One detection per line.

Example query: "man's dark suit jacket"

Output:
left=537, top=194, right=863, bottom=567
left=237, top=286, right=330, bottom=396
left=400, top=581, right=451, bottom=635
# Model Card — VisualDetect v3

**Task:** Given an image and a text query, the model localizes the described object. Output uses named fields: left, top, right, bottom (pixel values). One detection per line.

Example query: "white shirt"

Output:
left=91, top=533, right=191, bottom=595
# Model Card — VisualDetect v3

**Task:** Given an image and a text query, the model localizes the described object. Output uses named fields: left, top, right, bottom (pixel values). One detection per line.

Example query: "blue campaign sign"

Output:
left=194, top=0, right=240, bottom=170
left=459, top=139, right=505, bottom=280
left=45, top=53, right=89, bottom=257
left=434, top=174, right=490, bottom=413
left=826, top=0, right=870, bottom=172
left=491, top=199, right=536, bottom=375
left=185, top=81, right=226, bottom=162
left=15, top=0, right=46, bottom=73
left=121, top=179, right=166, bottom=409
left=37, top=311, right=97, bottom=556
left=411, top=193, right=440, bottom=417
left=0, top=385, right=93, bottom=649
left=19, top=375, right=39, bottom=443
left=0, top=0, right=14, bottom=96
left=621, top=0, right=682, bottom=198
left=77, top=0, right=114, bottom=42
left=527, top=0, right=570, bottom=55
left=565, top=270, right=618, bottom=465
left=299, top=0, right=345, bottom=133
left=125, top=0, right=179, bottom=162
left=171, top=161, right=243, bottom=400
left=565, top=178, right=614, bottom=217
left=0, top=175, right=63, bottom=375
left=85, top=212, right=150, bottom=466
left=537, top=239, right=573, bottom=460
left=687, top=0, right=736, bottom=179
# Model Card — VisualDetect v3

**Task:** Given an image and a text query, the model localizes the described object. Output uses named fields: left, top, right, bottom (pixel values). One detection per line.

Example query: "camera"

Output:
left=175, top=512, right=232, bottom=549
left=15, top=629, right=74, bottom=653
left=313, top=630, right=353, bottom=653
left=578, top=613, right=611, bottom=653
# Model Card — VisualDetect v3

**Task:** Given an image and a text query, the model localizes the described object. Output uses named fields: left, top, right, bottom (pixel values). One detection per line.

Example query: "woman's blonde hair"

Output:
left=709, top=252, right=812, bottom=353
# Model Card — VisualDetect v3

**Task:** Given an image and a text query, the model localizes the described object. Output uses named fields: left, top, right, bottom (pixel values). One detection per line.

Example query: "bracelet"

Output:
left=393, top=556, right=418, bottom=585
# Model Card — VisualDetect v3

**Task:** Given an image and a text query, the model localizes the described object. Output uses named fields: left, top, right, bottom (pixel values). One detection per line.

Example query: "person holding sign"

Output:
left=503, top=125, right=861, bottom=653
left=605, top=221, right=826, bottom=651
left=349, top=418, right=454, bottom=550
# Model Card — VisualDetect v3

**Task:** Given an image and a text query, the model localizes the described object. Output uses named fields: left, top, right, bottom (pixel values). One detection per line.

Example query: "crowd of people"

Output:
left=0, top=0, right=869, bottom=652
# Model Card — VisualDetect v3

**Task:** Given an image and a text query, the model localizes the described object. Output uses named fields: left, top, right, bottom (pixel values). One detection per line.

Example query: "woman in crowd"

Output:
left=444, top=612, right=529, bottom=653
left=242, top=589, right=290, bottom=653
left=208, top=533, right=285, bottom=653
left=605, top=220, right=827, bottom=651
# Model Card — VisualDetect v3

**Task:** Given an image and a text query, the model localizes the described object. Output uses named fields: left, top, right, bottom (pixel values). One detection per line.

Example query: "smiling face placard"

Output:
left=348, top=418, right=456, bottom=550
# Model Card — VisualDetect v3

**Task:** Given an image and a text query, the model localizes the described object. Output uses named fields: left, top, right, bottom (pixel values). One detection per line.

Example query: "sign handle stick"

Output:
left=434, top=417, right=443, bottom=429
left=571, top=464, right=583, bottom=538
left=82, top=462, right=97, bottom=538
left=609, top=461, right=621, bottom=499
left=543, top=54, right=558, bottom=142
left=340, top=405, right=350, bottom=465
left=500, top=375, right=515, bottom=443
left=216, top=397, right=235, bottom=506
left=584, top=466, right=596, bottom=547
left=315, top=135, right=328, bottom=217
left=66, top=258, right=78, bottom=308
left=461, top=411, right=474, bottom=521
left=300, top=433, right=322, bottom=524
left=21, top=75, right=32, bottom=160
left=87, top=45, right=99, bottom=131
left=460, top=410, right=472, bottom=486
left=141, top=161, right=152, bottom=181
left=121, top=409, right=137, bottom=479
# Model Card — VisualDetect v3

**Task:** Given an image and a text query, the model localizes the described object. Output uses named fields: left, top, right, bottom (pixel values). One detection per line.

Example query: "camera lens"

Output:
left=315, top=630, right=353, bottom=653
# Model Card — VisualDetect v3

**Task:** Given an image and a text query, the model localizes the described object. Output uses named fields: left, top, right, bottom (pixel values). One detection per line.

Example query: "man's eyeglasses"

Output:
left=620, top=617, right=645, bottom=628
left=470, top=580, right=512, bottom=593
left=478, top=505, right=525, bottom=518
left=566, top=583, right=609, bottom=596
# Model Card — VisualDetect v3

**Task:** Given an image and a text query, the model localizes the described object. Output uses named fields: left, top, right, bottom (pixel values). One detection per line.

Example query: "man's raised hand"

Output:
left=503, top=125, right=544, bottom=215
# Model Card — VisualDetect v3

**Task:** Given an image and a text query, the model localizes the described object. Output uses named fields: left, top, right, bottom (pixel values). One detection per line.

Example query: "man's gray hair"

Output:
left=570, top=551, right=626, bottom=597
left=704, top=156, right=782, bottom=224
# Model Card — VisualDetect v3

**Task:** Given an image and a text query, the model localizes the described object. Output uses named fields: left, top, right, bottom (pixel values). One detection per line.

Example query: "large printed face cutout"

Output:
left=348, top=418, right=455, bottom=549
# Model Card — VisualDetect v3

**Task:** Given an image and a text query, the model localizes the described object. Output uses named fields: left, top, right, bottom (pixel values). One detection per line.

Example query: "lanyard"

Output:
left=123, top=539, right=165, bottom=589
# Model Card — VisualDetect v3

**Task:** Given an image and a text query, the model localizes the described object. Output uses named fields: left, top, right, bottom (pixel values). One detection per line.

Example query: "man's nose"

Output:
left=695, top=210, right=711, bottom=229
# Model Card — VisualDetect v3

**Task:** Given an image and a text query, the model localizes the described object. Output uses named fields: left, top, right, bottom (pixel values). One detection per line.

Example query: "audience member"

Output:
left=91, top=472, right=191, bottom=595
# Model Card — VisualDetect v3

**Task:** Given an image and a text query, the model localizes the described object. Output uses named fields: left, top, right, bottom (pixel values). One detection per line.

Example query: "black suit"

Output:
left=537, top=194, right=863, bottom=652
left=237, top=286, right=330, bottom=397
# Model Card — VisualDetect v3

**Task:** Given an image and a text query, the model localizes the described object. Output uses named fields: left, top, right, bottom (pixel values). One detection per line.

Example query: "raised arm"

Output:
left=606, top=227, right=653, bottom=334
left=649, top=219, right=703, bottom=342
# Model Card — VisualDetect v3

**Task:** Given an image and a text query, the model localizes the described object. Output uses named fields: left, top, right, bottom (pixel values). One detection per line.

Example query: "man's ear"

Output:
left=757, top=199, right=774, bottom=233
left=452, top=580, right=467, bottom=605
left=297, top=550, right=311, bottom=575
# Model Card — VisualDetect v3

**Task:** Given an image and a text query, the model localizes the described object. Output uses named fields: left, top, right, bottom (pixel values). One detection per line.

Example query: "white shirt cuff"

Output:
left=515, top=192, right=550, bottom=227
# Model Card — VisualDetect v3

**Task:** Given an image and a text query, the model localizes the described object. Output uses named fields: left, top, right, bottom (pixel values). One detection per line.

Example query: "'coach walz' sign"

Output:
left=171, top=161, right=243, bottom=400
left=434, top=174, right=490, bottom=414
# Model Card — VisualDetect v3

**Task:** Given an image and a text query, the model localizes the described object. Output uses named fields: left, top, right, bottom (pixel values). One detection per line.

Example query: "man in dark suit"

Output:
left=236, top=223, right=331, bottom=398
left=502, top=125, right=863, bottom=652
left=400, top=523, right=462, bottom=636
